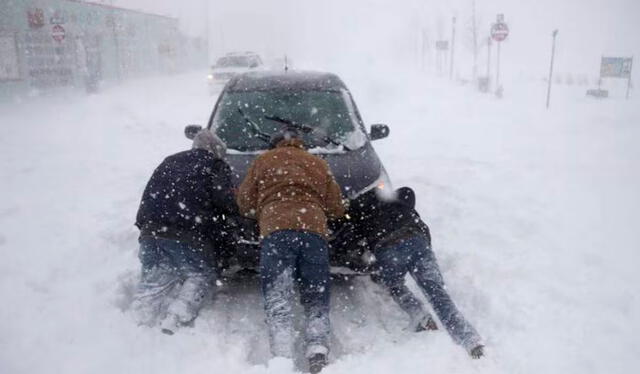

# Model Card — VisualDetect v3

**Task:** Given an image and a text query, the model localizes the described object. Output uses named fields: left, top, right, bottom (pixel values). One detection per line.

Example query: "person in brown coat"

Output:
left=237, top=130, right=344, bottom=373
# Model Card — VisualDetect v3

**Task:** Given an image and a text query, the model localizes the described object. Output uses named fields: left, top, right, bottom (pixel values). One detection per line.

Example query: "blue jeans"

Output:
left=132, top=236, right=216, bottom=326
left=260, top=230, right=331, bottom=358
left=373, top=234, right=482, bottom=351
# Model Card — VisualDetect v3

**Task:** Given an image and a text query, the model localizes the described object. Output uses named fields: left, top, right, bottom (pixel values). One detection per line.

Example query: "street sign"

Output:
left=491, top=22, right=509, bottom=42
left=600, top=57, right=633, bottom=78
left=436, top=40, right=449, bottom=51
left=51, top=24, right=66, bottom=43
left=50, top=10, right=66, bottom=25
left=27, top=8, right=45, bottom=29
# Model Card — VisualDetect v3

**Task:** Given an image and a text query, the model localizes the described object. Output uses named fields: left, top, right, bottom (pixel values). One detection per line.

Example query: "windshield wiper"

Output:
left=264, top=115, right=352, bottom=151
left=237, top=107, right=270, bottom=144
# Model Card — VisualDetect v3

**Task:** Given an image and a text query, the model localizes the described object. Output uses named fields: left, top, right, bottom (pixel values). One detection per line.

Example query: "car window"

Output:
left=212, top=89, right=366, bottom=152
left=216, top=56, right=250, bottom=68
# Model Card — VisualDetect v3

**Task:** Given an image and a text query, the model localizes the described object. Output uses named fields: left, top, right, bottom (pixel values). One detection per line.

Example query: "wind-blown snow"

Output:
left=0, top=69, right=639, bottom=374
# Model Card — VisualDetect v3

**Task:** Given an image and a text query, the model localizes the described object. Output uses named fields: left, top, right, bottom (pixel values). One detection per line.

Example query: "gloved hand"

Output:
left=469, top=344, right=484, bottom=359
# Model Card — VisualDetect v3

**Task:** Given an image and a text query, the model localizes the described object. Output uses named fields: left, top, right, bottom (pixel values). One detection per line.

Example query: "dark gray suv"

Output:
left=185, top=71, right=392, bottom=273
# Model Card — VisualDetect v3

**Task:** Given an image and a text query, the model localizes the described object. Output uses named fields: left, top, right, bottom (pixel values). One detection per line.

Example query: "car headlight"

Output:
left=207, top=74, right=214, bottom=80
left=351, top=171, right=394, bottom=200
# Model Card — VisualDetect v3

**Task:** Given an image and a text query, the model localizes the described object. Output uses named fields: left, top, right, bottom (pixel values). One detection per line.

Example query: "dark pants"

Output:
left=132, top=236, right=216, bottom=326
left=260, top=230, right=331, bottom=358
left=373, top=234, right=482, bottom=352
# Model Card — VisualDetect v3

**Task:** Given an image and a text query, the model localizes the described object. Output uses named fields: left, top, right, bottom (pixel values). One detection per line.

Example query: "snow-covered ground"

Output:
left=1, top=69, right=639, bottom=374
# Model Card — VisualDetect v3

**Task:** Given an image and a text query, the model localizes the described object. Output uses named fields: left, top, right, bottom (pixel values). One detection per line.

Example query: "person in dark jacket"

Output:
left=131, top=129, right=237, bottom=334
left=237, top=131, right=345, bottom=373
left=348, top=187, right=484, bottom=359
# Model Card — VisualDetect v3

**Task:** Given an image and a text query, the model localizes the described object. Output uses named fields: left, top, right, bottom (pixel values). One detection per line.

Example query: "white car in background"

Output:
left=207, top=52, right=264, bottom=93
left=267, top=56, right=294, bottom=72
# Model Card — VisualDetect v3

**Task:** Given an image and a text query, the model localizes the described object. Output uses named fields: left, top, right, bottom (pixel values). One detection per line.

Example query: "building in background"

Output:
left=0, top=0, right=206, bottom=99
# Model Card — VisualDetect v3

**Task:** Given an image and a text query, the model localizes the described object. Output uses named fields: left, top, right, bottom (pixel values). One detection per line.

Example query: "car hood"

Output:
left=225, top=142, right=383, bottom=198
left=212, top=67, right=250, bottom=74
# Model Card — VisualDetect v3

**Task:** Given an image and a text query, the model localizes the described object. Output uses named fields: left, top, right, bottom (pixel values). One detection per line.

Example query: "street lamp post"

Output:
left=546, top=29, right=559, bottom=109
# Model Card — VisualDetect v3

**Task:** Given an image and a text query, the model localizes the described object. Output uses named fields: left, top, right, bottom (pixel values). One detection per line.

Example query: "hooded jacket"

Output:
left=136, top=132, right=237, bottom=245
left=236, top=138, right=345, bottom=238
left=330, top=187, right=432, bottom=271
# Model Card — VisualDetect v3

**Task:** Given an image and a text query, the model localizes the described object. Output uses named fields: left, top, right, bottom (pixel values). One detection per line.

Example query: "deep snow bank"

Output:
left=0, top=70, right=638, bottom=374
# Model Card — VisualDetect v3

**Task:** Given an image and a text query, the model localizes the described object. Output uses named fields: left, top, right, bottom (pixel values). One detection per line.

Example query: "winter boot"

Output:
left=166, top=275, right=210, bottom=325
left=308, top=353, right=328, bottom=374
left=159, top=313, right=179, bottom=335
left=131, top=265, right=179, bottom=326
left=414, top=313, right=438, bottom=332
left=468, top=344, right=485, bottom=359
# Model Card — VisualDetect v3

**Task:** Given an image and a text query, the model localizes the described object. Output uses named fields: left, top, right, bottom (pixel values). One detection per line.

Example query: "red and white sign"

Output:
left=51, top=24, right=66, bottom=43
left=27, top=8, right=45, bottom=29
left=491, top=22, right=509, bottom=42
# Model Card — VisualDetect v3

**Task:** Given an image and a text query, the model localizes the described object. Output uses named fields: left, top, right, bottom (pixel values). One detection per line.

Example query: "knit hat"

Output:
left=192, top=129, right=227, bottom=159
left=269, top=129, right=304, bottom=149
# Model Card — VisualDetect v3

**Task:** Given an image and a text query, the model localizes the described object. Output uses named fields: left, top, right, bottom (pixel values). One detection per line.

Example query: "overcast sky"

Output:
left=112, top=0, right=639, bottom=78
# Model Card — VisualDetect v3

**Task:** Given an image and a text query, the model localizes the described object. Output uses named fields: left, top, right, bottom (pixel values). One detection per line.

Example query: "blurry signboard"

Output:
left=600, top=57, right=633, bottom=78
left=436, top=40, right=449, bottom=51
left=28, top=8, right=45, bottom=28
left=491, top=22, right=509, bottom=42
left=0, top=35, right=20, bottom=80
left=50, top=10, right=66, bottom=25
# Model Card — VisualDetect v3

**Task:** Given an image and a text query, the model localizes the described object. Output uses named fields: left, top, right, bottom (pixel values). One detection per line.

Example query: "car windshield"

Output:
left=216, top=56, right=250, bottom=68
left=212, top=89, right=366, bottom=152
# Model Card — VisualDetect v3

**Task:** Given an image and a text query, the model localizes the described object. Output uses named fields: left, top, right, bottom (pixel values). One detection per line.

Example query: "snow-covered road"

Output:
left=1, top=70, right=638, bottom=374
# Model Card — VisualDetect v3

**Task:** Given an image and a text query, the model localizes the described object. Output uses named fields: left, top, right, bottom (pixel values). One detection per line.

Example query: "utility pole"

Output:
left=450, top=16, right=456, bottom=80
left=420, top=28, right=427, bottom=71
left=471, top=0, right=478, bottom=80
left=496, top=38, right=501, bottom=89
left=546, top=29, right=559, bottom=109
left=204, top=0, right=210, bottom=65
left=486, top=36, right=492, bottom=90
left=626, top=56, right=633, bottom=99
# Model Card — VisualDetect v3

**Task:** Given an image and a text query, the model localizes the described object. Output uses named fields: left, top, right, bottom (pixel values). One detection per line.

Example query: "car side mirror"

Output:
left=184, top=124, right=203, bottom=140
left=369, top=124, right=390, bottom=140
left=249, top=62, right=258, bottom=68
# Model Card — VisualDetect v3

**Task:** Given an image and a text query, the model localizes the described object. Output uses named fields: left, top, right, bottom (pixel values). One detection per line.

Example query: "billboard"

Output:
left=600, top=57, right=633, bottom=78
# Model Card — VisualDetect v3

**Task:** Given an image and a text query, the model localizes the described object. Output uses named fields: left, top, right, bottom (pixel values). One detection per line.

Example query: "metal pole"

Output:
left=204, top=0, right=210, bottom=65
left=421, top=29, right=426, bottom=71
left=450, top=16, right=456, bottom=80
left=626, top=56, right=633, bottom=99
left=472, top=0, right=478, bottom=80
left=487, top=36, right=492, bottom=89
left=496, top=40, right=501, bottom=89
left=598, top=55, right=603, bottom=91
left=546, top=30, right=558, bottom=109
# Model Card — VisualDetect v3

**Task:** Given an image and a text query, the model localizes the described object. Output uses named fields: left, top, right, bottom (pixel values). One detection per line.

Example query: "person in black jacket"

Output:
left=347, top=187, right=484, bottom=359
left=131, top=129, right=237, bottom=334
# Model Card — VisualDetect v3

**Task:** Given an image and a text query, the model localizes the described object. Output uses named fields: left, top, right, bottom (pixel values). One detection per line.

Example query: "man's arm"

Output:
left=236, top=160, right=259, bottom=218
left=209, top=161, right=238, bottom=215
left=324, top=166, right=346, bottom=219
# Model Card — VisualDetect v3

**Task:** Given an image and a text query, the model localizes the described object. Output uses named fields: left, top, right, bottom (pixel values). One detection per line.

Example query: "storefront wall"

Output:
left=0, top=0, right=204, bottom=99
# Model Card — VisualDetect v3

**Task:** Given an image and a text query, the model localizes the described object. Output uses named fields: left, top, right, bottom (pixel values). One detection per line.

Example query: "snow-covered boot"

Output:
left=131, top=265, right=179, bottom=326
left=159, top=313, right=179, bottom=335
left=413, top=313, right=438, bottom=332
left=467, top=343, right=485, bottom=359
left=308, top=353, right=328, bottom=374
left=166, top=274, right=211, bottom=325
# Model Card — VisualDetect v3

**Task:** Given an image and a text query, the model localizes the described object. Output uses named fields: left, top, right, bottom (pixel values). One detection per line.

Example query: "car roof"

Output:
left=225, top=71, right=347, bottom=92
left=225, top=51, right=259, bottom=56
